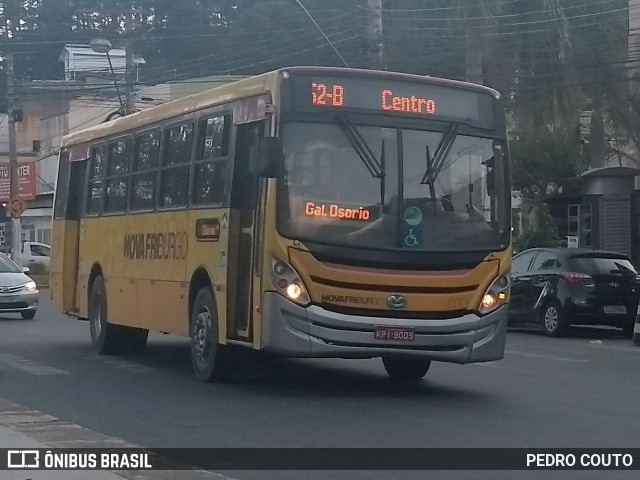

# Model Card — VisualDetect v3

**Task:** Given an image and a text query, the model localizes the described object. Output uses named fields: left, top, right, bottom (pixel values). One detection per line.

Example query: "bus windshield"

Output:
left=278, top=120, right=508, bottom=252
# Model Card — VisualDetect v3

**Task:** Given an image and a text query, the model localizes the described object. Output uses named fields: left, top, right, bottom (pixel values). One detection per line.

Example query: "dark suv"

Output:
left=509, top=248, right=640, bottom=337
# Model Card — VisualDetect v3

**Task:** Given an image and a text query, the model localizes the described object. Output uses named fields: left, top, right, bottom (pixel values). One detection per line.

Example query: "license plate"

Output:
left=604, top=305, right=626, bottom=315
left=0, top=296, right=16, bottom=303
left=374, top=326, right=415, bottom=342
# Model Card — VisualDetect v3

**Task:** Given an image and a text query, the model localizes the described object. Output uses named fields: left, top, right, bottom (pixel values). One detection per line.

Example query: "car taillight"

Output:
left=559, top=272, right=594, bottom=286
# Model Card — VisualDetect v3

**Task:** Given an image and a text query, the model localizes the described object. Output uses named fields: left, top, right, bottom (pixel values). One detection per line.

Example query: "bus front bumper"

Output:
left=261, top=292, right=507, bottom=363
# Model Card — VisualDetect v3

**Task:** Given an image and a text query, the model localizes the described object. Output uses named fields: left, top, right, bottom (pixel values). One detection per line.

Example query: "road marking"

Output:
left=90, top=356, right=156, bottom=374
left=0, top=354, right=71, bottom=375
left=471, top=362, right=502, bottom=368
left=89, top=356, right=157, bottom=374
left=504, top=350, right=590, bottom=363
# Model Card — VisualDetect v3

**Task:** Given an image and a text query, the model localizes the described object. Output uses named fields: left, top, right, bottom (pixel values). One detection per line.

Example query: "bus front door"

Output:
left=51, top=152, right=86, bottom=314
left=227, top=122, right=262, bottom=341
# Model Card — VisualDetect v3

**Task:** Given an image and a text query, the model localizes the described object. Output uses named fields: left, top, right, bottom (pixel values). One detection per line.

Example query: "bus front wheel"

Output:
left=190, top=287, right=235, bottom=383
left=382, top=356, right=431, bottom=381
left=89, top=276, right=121, bottom=354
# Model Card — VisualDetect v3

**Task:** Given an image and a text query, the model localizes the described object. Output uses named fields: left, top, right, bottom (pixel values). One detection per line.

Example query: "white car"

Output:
left=21, top=241, right=50, bottom=270
left=0, top=253, right=39, bottom=319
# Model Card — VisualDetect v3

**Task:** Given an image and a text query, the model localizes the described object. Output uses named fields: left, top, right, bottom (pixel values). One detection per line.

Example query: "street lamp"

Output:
left=90, top=38, right=126, bottom=117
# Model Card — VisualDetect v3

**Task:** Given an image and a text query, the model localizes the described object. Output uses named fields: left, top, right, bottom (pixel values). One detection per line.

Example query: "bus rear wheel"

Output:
left=190, top=287, right=235, bottom=383
left=382, top=356, right=431, bottom=381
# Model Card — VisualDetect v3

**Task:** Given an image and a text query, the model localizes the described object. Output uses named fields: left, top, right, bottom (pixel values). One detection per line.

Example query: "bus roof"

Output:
left=61, top=66, right=501, bottom=148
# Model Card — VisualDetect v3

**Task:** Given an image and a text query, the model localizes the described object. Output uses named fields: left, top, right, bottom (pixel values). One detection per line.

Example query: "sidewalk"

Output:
left=0, top=397, right=233, bottom=480
left=0, top=424, right=128, bottom=480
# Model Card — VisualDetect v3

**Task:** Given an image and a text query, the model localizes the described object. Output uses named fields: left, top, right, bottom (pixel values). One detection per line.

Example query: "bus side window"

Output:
left=104, top=137, right=132, bottom=213
left=131, top=129, right=161, bottom=211
left=192, top=115, right=231, bottom=205
left=159, top=122, right=194, bottom=208
left=86, top=145, right=106, bottom=215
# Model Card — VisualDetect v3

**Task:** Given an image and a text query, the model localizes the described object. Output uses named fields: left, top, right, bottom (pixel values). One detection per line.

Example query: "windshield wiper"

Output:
left=337, top=113, right=386, bottom=206
left=420, top=123, right=459, bottom=188
left=338, top=113, right=383, bottom=178
left=380, top=139, right=386, bottom=208
left=424, top=145, right=437, bottom=211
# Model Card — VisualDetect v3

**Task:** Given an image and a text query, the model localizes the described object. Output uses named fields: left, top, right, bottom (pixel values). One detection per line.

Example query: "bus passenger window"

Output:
left=193, top=116, right=230, bottom=205
left=86, top=145, right=106, bottom=215
left=160, top=122, right=194, bottom=207
left=131, top=130, right=161, bottom=211
left=104, top=138, right=131, bottom=213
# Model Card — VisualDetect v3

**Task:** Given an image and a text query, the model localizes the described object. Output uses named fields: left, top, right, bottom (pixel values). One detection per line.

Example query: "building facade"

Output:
left=1, top=44, right=245, bottom=250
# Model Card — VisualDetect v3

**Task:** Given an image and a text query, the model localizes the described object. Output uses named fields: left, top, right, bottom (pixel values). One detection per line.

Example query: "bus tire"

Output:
left=89, top=276, right=121, bottom=354
left=382, top=356, right=431, bottom=381
left=190, top=287, right=234, bottom=383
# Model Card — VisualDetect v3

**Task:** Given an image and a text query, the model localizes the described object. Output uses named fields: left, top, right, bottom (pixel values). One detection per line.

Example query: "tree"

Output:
left=510, top=125, right=589, bottom=243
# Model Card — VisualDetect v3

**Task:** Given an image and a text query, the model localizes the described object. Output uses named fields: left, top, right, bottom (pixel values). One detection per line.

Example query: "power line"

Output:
left=292, top=0, right=350, bottom=68
left=371, top=0, right=627, bottom=14
left=379, top=0, right=628, bottom=21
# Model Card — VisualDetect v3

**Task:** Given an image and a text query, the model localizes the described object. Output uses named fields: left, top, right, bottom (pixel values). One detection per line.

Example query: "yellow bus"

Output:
left=51, top=66, right=512, bottom=382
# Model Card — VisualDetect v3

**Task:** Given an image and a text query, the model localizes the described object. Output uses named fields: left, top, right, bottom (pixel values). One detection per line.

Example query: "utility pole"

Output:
left=629, top=0, right=640, bottom=92
left=125, top=42, right=135, bottom=115
left=464, top=2, right=484, bottom=85
left=366, top=0, right=384, bottom=70
left=6, top=53, right=21, bottom=267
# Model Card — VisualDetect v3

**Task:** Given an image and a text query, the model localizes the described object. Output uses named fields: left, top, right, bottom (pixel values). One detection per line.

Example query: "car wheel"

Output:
left=541, top=300, right=566, bottom=337
left=89, top=276, right=122, bottom=354
left=190, top=287, right=235, bottom=382
left=20, top=311, right=36, bottom=320
left=382, top=357, right=431, bottom=381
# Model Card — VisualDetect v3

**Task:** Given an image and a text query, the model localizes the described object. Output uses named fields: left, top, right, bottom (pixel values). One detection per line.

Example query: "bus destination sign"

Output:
left=289, top=74, right=495, bottom=128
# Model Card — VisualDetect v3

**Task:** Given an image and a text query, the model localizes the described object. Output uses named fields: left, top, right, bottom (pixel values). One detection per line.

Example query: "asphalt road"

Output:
left=1, top=293, right=639, bottom=480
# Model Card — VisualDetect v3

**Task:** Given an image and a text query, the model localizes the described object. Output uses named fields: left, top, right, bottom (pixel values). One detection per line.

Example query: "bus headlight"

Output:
left=478, top=274, right=509, bottom=315
left=270, top=257, right=311, bottom=307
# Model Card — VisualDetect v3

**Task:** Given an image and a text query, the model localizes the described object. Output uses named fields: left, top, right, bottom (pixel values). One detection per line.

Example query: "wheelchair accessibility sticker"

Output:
left=404, top=206, right=422, bottom=226
left=403, top=206, right=423, bottom=248
left=404, top=229, right=419, bottom=247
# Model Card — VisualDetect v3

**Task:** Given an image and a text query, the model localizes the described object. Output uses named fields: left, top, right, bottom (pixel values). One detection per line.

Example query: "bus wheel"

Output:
left=382, top=356, right=431, bottom=381
left=190, top=287, right=234, bottom=383
left=89, top=276, right=121, bottom=354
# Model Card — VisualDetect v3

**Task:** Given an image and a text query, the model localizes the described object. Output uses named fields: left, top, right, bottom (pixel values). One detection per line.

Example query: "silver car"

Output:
left=0, top=253, right=39, bottom=319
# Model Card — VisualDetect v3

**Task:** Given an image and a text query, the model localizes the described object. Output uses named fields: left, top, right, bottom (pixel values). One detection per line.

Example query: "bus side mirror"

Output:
left=257, top=137, right=282, bottom=178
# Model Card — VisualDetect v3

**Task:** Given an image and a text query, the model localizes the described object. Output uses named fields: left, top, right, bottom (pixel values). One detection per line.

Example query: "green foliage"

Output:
left=513, top=202, right=560, bottom=252
left=510, top=126, right=588, bottom=199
